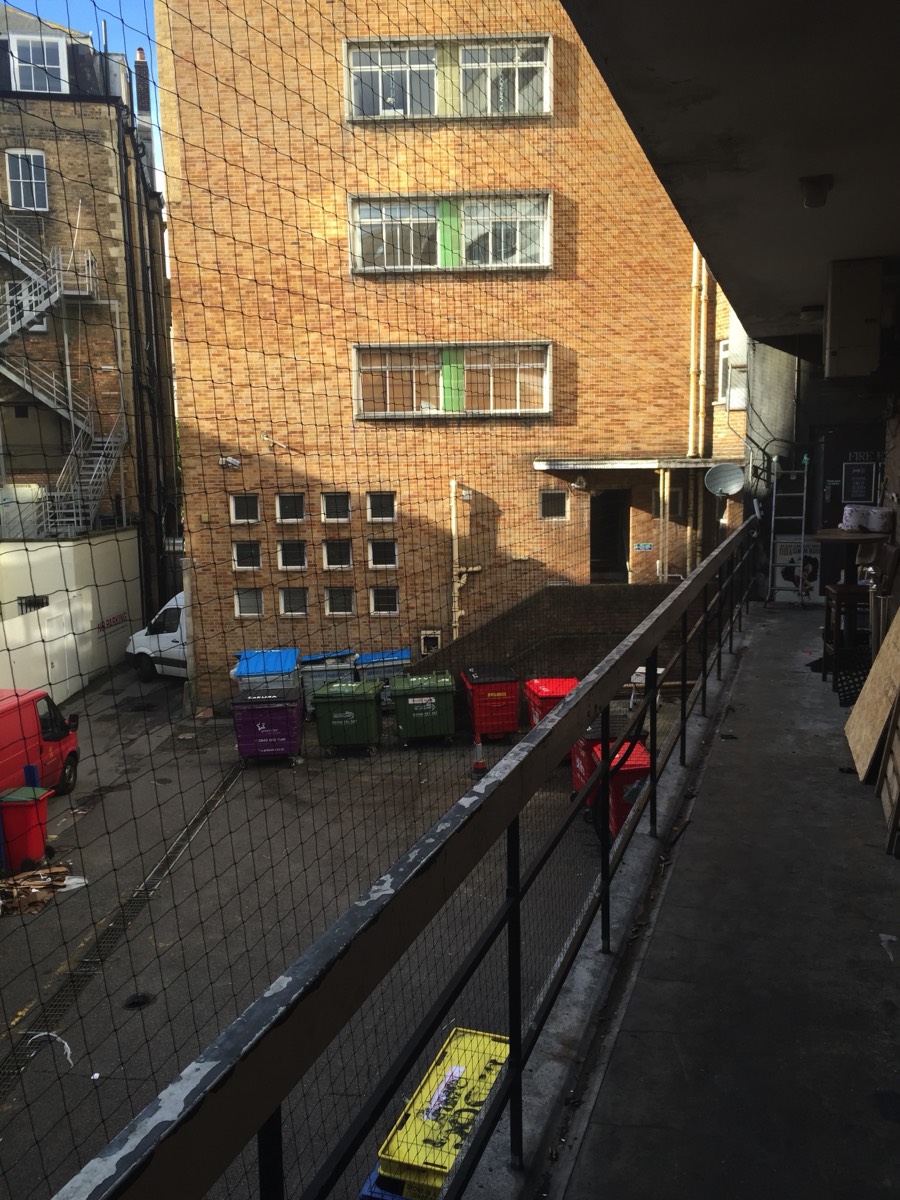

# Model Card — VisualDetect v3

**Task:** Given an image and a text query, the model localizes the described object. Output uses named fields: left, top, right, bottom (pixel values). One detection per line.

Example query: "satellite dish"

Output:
left=704, top=463, right=745, bottom=497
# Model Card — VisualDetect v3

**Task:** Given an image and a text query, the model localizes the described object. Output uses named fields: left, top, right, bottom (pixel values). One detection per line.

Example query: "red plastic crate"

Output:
left=523, top=677, right=579, bottom=727
left=585, top=739, right=652, bottom=838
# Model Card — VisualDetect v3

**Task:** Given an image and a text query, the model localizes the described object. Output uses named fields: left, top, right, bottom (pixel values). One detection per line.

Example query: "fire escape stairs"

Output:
left=0, top=221, right=125, bottom=536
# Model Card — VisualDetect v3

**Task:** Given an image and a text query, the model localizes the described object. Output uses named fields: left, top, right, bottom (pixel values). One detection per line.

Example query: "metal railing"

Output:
left=48, top=411, right=127, bottom=535
left=57, top=519, right=758, bottom=1200
left=0, top=356, right=94, bottom=432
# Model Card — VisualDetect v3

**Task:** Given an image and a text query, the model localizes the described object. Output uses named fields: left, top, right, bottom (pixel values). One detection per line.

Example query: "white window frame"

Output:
left=370, top=586, right=400, bottom=616
left=230, top=494, right=259, bottom=523
left=325, top=586, right=355, bottom=616
left=10, top=36, right=68, bottom=94
left=459, top=39, right=551, bottom=118
left=6, top=149, right=48, bottom=211
left=354, top=342, right=552, bottom=419
left=349, top=193, right=551, bottom=272
left=234, top=588, right=263, bottom=618
left=6, top=280, right=47, bottom=331
left=368, top=539, right=398, bottom=569
left=232, top=541, right=261, bottom=571
left=367, top=491, right=396, bottom=522
left=345, top=36, right=551, bottom=121
left=277, top=540, right=307, bottom=570
left=323, top=539, right=353, bottom=570
left=716, top=339, right=730, bottom=404
left=651, top=488, right=685, bottom=519
left=539, top=490, right=568, bottom=519
left=321, top=492, right=351, bottom=522
left=275, top=493, right=306, bottom=522
left=279, top=587, right=308, bottom=616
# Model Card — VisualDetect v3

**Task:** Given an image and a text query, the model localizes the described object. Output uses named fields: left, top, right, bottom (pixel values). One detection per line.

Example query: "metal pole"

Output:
left=258, top=1106, right=284, bottom=1200
left=647, top=647, right=658, bottom=837
left=700, top=584, right=709, bottom=717
left=680, top=611, right=688, bottom=767
left=716, top=569, right=724, bottom=681
left=600, top=705, right=611, bottom=953
left=507, top=819, right=523, bottom=1169
left=728, top=551, right=735, bottom=653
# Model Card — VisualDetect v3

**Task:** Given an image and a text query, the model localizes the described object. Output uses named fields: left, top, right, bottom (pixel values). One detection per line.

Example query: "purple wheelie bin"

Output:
left=233, top=687, right=304, bottom=767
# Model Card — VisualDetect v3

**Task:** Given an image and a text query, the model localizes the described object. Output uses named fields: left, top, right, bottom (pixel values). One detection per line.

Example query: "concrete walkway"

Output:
left=549, top=605, right=900, bottom=1200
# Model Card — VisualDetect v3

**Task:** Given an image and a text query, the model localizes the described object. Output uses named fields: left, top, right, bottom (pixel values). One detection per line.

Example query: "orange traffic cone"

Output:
left=471, top=734, right=487, bottom=777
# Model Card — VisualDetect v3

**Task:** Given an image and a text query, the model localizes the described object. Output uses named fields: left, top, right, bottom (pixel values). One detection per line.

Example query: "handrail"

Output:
left=0, top=357, right=94, bottom=432
left=55, top=519, right=759, bottom=1200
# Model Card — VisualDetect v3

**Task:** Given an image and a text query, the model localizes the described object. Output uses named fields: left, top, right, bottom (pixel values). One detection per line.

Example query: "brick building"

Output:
left=156, top=0, right=767, bottom=705
left=0, top=6, right=178, bottom=621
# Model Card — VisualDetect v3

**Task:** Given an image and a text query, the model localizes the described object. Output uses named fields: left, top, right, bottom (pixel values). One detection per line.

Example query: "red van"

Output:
left=0, top=689, right=80, bottom=796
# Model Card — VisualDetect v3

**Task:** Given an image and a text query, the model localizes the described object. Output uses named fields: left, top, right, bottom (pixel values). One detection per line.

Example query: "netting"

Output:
left=0, top=0, right=738, bottom=1196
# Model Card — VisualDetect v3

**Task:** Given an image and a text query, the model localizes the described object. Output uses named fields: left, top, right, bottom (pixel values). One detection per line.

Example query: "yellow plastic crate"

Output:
left=377, top=1028, right=509, bottom=1197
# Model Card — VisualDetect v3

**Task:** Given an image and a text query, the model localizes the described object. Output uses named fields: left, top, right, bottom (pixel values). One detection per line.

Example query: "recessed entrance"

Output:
left=590, top=490, right=631, bottom=581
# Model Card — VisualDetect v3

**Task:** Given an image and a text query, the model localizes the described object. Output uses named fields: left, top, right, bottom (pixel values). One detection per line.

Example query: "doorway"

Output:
left=590, top=490, right=631, bottom=581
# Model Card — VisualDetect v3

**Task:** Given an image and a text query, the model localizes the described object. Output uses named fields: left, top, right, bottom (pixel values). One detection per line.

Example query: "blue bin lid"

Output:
left=356, top=648, right=411, bottom=668
left=233, top=649, right=300, bottom=677
left=299, top=649, right=356, bottom=665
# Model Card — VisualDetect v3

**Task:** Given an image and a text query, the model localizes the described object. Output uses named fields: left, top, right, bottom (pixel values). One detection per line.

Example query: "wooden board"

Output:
left=845, top=608, right=900, bottom=780
left=875, top=689, right=900, bottom=854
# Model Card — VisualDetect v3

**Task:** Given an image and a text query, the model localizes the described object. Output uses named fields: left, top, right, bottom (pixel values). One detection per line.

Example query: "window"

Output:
left=149, top=606, right=182, bottom=634
left=234, top=588, right=263, bottom=617
left=370, top=586, right=400, bottom=615
left=717, top=341, right=748, bottom=411
left=279, top=587, right=308, bottom=616
left=369, top=539, right=398, bottom=568
left=324, top=539, right=352, bottom=569
left=717, top=340, right=730, bottom=404
left=321, top=492, right=351, bottom=521
left=10, top=37, right=68, bottom=93
left=277, top=540, right=306, bottom=569
left=651, top=488, right=685, bottom=519
left=276, top=493, right=305, bottom=521
left=347, top=37, right=550, bottom=120
left=355, top=343, right=551, bottom=418
left=232, top=541, right=261, bottom=570
left=230, top=494, right=259, bottom=523
left=6, top=150, right=47, bottom=210
left=539, top=491, right=567, bottom=519
left=6, top=281, right=47, bottom=331
left=351, top=195, right=550, bottom=270
left=367, top=491, right=396, bottom=521
left=17, top=594, right=49, bottom=614
left=325, top=587, right=354, bottom=615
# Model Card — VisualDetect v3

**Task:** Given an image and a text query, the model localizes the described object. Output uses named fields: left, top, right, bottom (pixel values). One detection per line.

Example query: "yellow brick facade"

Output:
left=157, top=0, right=745, bottom=703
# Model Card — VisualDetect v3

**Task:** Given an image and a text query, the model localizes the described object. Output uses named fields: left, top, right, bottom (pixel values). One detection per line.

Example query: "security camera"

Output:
left=219, top=456, right=241, bottom=468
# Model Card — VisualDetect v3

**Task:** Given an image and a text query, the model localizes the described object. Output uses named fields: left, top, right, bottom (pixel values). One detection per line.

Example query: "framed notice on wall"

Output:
left=842, top=461, right=876, bottom=504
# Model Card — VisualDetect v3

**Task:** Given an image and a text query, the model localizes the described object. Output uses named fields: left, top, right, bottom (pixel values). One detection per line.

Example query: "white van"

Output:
left=125, top=592, right=187, bottom=681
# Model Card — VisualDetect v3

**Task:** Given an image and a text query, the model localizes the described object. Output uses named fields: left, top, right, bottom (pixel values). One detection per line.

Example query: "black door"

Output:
left=590, top=490, right=630, bottom=581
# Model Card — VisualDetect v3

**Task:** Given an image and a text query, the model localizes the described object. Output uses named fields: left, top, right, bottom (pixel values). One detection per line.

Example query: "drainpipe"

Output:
left=698, top=257, right=709, bottom=458
left=450, top=478, right=481, bottom=640
left=687, top=244, right=701, bottom=457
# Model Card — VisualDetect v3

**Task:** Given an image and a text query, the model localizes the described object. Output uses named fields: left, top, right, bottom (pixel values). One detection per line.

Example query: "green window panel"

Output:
left=437, top=199, right=463, bottom=267
left=441, top=348, right=465, bottom=411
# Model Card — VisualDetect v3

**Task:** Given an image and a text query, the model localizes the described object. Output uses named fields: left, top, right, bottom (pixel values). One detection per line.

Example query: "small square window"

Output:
left=651, top=488, right=685, bottom=519
left=539, top=490, right=567, bottom=519
left=367, top=491, right=396, bottom=521
left=368, top=539, right=398, bottom=568
left=276, top=493, right=305, bottom=521
left=278, top=540, right=307, bottom=569
left=322, top=492, right=351, bottom=522
left=324, top=539, right=353, bottom=569
left=370, top=586, right=399, bottom=615
left=325, top=587, right=354, bottom=615
left=231, top=494, right=259, bottom=523
left=280, top=587, right=308, bottom=616
left=18, top=594, right=49, bottom=614
left=234, top=588, right=263, bottom=617
left=232, top=541, right=261, bottom=569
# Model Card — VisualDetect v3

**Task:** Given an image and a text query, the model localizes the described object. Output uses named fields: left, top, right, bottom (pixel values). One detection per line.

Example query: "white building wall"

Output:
left=0, top=530, right=141, bottom=702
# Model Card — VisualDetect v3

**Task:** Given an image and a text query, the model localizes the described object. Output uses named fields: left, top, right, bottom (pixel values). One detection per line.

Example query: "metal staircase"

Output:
left=0, top=219, right=124, bottom=536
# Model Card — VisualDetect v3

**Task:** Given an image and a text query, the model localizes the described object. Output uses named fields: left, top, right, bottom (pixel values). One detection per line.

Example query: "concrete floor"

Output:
left=526, top=605, right=900, bottom=1200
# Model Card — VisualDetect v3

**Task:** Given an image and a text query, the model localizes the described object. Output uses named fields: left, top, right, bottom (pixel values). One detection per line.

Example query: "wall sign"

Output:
left=633, top=542, right=653, bottom=551
left=842, top=461, right=876, bottom=504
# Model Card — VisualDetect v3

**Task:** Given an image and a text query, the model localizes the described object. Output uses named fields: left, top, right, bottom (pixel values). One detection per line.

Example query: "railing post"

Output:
left=700, top=584, right=709, bottom=717
left=258, top=1106, right=284, bottom=1200
left=506, top=818, right=524, bottom=1170
left=680, top=610, right=688, bottom=767
left=600, top=705, right=611, bottom=954
left=728, top=551, right=735, bottom=653
left=646, top=647, right=658, bottom=837
left=716, top=568, right=724, bottom=681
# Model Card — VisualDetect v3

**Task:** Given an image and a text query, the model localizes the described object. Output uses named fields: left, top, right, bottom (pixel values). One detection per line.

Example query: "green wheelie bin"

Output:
left=392, top=671, right=456, bottom=747
left=313, top=680, right=383, bottom=755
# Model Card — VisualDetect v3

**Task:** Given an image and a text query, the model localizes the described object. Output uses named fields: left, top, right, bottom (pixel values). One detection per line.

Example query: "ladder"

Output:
left=766, top=455, right=810, bottom=605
